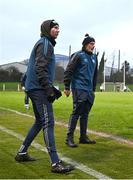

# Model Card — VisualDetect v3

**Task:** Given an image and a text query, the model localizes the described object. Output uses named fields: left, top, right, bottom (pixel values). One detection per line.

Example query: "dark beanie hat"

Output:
left=40, top=19, right=59, bottom=37
left=82, top=34, right=95, bottom=47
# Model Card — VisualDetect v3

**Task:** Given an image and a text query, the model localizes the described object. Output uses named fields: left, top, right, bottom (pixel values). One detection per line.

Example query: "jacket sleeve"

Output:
left=35, top=42, right=53, bottom=89
left=93, top=55, right=98, bottom=92
left=64, top=53, right=80, bottom=90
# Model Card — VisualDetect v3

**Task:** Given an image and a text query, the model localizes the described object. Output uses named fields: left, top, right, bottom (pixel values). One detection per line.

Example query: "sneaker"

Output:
left=65, top=138, right=78, bottom=148
left=15, top=153, right=36, bottom=162
left=51, top=161, right=74, bottom=173
left=79, top=136, right=96, bottom=144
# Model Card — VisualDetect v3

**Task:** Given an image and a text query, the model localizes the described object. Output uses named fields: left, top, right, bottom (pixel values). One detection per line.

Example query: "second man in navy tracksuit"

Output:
left=64, top=34, right=98, bottom=147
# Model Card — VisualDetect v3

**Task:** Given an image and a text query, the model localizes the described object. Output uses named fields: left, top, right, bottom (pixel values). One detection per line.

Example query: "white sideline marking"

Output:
left=0, top=107, right=132, bottom=146
left=0, top=125, right=112, bottom=179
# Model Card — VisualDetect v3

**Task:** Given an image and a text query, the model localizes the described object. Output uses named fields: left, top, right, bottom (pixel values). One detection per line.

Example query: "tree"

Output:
left=121, top=61, right=133, bottom=84
left=111, top=71, right=123, bottom=82
left=110, top=61, right=132, bottom=83
left=97, top=51, right=105, bottom=83
left=0, top=68, right=9, bottom=82
left=121, top=60, right=130, bottom=73
left=0, top=66, right=22, bottom=82
left=55, top=63, right=64, bottom=82
left=6, top=66, right=22, bottom=82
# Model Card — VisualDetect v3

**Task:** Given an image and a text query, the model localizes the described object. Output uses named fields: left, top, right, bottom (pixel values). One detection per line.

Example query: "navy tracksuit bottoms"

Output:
left=67, top=89, right=93, bottom=138
left=18, top=90, right=59, bottom=164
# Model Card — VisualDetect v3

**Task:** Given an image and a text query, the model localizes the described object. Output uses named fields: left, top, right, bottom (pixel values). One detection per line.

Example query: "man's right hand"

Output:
left=64, top=89, right=71, bottom=97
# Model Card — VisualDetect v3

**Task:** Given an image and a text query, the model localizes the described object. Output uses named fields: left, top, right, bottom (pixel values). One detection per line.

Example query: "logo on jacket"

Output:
left=92, top=59, right=95, bottom=64
left=84, top=58, right=88, bottom=63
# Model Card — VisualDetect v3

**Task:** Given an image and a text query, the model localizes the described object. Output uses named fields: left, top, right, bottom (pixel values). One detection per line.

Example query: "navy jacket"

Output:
left=64, top=50, right=98, bottom=92
left=64, top=50, right=98, bottom=104
left=25, top=37, right=55, bottom=91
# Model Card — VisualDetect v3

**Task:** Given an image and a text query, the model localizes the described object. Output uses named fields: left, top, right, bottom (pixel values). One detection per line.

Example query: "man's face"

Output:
left=85, top=42, right=95, bottom=53
left=50, top=25, right=60, bottom=39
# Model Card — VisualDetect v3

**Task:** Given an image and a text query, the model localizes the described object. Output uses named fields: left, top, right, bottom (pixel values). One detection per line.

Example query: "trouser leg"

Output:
left=24, top=92, right=29, bottom=105
left=18, top=122, right=42, bottom=153
left=79, top=101, right=92, bottom=138
left=67, top=113, right=79, bottom=138
left=66, top=91, right=80, bottom=139
left=79, top=100, right=96, bottom=144
left=66, top=103, right=79, bottom=147
left=19, top=92, right=42, bottom=153
left=66, top=89, right=80, bottom=147
left=42, top=102, right=59, bottom=163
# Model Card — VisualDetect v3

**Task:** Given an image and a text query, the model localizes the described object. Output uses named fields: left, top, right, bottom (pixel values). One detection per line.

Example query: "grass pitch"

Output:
left=0, top=91, right=133, bottom=179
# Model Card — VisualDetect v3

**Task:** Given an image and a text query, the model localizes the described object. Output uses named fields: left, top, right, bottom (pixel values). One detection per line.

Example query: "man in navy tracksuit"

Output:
left=15, top=20, right=74, bottom=173
left=64, top=34, right=98, bottom=148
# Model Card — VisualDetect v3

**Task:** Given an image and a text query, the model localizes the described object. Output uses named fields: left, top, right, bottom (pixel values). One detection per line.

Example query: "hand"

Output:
left=64, top=89, right=71, bottom=97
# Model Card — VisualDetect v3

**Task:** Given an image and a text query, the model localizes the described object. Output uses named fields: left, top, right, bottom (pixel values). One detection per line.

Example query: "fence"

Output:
left=0, top=83, right=21, bottom=91
left=0, top=82, right=133, bottom=92
left=100, top=82, right=132, bottom=92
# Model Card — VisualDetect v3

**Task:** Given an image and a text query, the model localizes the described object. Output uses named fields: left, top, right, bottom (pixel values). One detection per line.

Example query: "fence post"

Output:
left=17, top=84, right=20, bottom=91
left=3, top=84, right=5, bottom=91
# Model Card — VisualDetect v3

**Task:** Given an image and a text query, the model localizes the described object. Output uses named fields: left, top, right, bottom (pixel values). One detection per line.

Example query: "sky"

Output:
left=0, top=0, right=133, bottom=67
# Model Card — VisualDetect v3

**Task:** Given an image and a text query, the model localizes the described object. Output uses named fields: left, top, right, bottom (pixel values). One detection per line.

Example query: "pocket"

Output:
left=77, top=90, right=88, bottom=102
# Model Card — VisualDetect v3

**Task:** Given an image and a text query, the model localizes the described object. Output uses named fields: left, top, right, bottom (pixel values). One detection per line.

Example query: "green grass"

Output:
left=0, top=91, right=132, bottom=139
left=127, top=84, right=133, bottom=91
left=54, top=92, right=133, bottom=139
left=0, top=91, right=133, bottom=179
left=0, top=110, right=94, bottom=179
